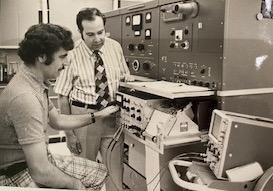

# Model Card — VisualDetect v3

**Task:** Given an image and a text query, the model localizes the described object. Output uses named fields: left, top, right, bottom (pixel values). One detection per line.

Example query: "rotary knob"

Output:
left=128, top=44, right=135, bottom=51
left=181, top=40, right=190, bottom=49
left=200, top=69, right=206, bottom=74
left=143, top=62, right=151, bottom=71
left=169, top=42, right=175, bottom=48
left=137, top=44, right=145, bottom=51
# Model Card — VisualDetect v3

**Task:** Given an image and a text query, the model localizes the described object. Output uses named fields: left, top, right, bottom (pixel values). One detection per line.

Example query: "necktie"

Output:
left=94, top=50, right=110, bottom=110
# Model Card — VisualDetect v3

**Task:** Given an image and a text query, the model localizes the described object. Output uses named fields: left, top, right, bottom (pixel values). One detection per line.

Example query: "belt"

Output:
left=71, top=101, right=98, bottom=110
left=0, top=162, right=28, bottom=177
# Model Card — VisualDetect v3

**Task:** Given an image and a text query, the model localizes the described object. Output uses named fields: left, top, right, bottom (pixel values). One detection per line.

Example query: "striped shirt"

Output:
left=54, top=38, right=130, bottom=105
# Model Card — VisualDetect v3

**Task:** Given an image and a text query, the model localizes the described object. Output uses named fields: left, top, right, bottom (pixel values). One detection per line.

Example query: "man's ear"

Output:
left=37, top=55, right=47, bottom=64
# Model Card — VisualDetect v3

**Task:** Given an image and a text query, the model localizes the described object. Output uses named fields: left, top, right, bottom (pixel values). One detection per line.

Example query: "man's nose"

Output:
left=63, top=59, right=70, bottom=66
left=93, top=34, right=101, bottom=42
left=61, top=62, right=69, bottom=70
left=63, top=62, right=69, bottom=67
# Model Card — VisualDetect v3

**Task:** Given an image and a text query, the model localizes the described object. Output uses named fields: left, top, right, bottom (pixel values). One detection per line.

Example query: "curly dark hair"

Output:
left=76, top=7, right=106, bottom=34
left=18, top=24, right=74, bottom=66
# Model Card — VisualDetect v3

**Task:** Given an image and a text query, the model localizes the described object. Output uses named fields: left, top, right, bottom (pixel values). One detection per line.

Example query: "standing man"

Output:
left=54, top=8, right=132, bottom=191
left=0, top=23, right=120, bottom=190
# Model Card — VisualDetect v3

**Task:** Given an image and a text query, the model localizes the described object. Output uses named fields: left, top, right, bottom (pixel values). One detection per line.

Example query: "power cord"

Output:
left=105, top=123, right=124, bottom=191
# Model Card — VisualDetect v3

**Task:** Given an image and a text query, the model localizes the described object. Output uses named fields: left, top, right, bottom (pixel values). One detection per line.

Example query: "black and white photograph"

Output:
left=0, top=0, right=273, bottom=191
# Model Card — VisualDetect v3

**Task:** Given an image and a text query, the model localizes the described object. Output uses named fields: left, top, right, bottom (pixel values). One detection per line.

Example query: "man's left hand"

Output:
left=123, top=74, right=134, bottom=82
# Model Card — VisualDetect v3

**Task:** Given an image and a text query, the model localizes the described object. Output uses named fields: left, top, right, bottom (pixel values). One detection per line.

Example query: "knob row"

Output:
left=128, top=44, right=145, bottom=51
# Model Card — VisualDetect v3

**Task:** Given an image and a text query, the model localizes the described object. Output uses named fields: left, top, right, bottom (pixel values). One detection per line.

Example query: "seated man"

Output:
left=0, top=23, right=119, bottom=190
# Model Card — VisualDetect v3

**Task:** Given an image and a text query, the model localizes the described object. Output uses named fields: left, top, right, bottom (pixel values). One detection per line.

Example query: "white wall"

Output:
left=0, top=0, right=41, bottom=46
left=0, top=0, right=20, bottom=45
left=0, top=1, right=2, bottom=44
left=49, top=0, right=114, bottom=41
left=0, top=0, right=114, bottom=45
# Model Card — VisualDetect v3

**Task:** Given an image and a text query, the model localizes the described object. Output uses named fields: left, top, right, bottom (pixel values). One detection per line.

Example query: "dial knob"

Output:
left=181, top=40, right=190, bottom=49
left=128, top=44, right=135, bottom=51
left=169, top=42, right=175, bottom=48
left=136, top=116, right=142, bottom=121
left=143, top=62, right=151, bottom=71
left=200, top=69, right=206, bottom=74
left=138, top=44, right=145, bottom=51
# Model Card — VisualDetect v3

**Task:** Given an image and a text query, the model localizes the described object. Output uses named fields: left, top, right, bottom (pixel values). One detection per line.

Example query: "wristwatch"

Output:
left=90, top=113, right=96, bottom=123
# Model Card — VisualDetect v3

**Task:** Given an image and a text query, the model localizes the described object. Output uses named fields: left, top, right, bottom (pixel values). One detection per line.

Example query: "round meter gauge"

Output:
left=145, top=12, right=152, bottom=22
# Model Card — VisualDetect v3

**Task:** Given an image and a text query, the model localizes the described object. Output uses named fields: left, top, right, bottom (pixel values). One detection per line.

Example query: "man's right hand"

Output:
left=94, top=105, right=119, bottom=118
left=66, top=134, right=82, bottom=155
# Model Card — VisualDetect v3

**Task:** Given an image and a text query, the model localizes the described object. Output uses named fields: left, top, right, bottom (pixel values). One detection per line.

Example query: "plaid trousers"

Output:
left=0, top=152, right=108, bottom=190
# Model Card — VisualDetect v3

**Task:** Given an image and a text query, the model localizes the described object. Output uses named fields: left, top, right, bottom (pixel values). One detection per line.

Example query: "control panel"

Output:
left=116, top=87, right=213, bottom=153
left=206, top=110, right=273, bottom=179
left=206, top=111, right=229, bottom=179
left=158, top=0, right=224, bottom=90
left=106, top=0, right=273, bottom=91
left=116, top=91, right=164, bottom=138
left=121, top=1, right=160, bottom=79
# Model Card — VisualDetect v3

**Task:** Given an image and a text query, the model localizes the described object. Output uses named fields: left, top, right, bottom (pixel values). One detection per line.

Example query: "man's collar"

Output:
left=20, top=65, right=49, bottom=93
left=92, top=49, right=102, bottom=56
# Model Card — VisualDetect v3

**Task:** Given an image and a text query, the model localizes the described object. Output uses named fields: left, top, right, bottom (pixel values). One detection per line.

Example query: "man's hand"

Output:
left=66, top=134, right=82, bottom=155
left=122, top=74, right=134, bottom=82
left=94, top=105, right=119, bottom=118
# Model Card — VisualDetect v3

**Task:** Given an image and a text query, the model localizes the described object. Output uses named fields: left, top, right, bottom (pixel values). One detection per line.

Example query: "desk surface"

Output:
left=120, top=81, right=215, bottom=99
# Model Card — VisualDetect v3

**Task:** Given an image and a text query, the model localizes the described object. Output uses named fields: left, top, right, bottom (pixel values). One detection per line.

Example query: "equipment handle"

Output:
left=162, top=13, right=183, bottom=22
left=168, top=160, right=227, bottom=191
left=128, top=4, right=145, bottom=10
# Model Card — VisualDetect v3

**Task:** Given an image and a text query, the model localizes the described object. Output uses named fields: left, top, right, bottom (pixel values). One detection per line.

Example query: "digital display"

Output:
left=145, top=12, right=152, bottom=23
left=132, top=14, right=143, bottom=31
left=125, top=16, right=131, bottom=25
left=145, top=29, right=151, bottom=37
left=145, top=29, right=151, bottom=39
left=132, top=15, right=141, bottom=26
left=134, top=31, right=141, bottom=36
left=115, top=94, right=123, bottom=107
left=116, top=94, right=122, bottom=103
left=212, top=114, right=222, bottom=138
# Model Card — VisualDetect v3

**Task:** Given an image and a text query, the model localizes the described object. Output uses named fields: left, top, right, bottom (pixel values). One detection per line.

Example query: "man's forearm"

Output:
left=58, top=95, right=74, bottom=136
left=59, top=95, right=71, bottom=115
left=51, top=97, right=118, bottom=130
left=32, top=162, right=83, bottom=189
left=53, top=113, right=94, bottom=130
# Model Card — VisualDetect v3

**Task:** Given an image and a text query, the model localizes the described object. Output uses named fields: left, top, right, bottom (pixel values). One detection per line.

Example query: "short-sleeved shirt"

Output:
left=54, top=37, right=130, bottom=105
left=0, top=65, right=54, bottom=169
